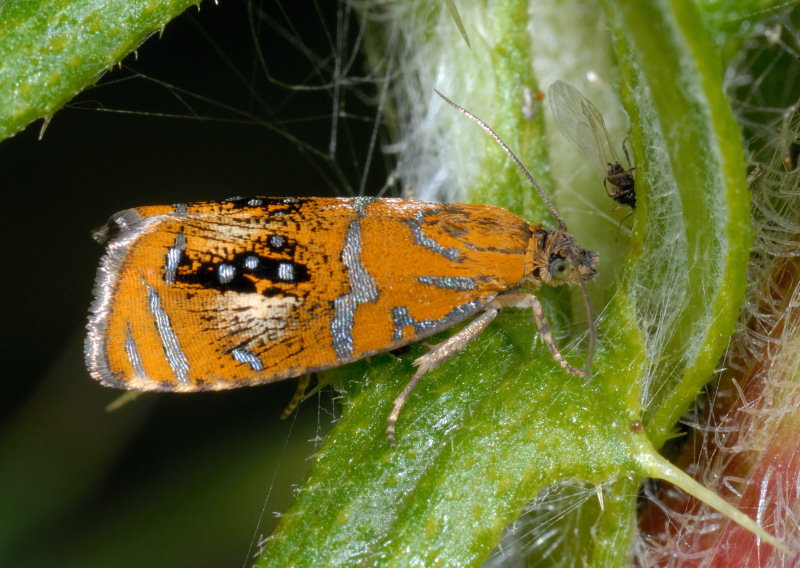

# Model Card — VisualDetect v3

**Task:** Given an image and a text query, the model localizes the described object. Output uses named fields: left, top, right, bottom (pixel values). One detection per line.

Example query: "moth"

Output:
left=85, top=92, right=599, bottom=447
left=549, top=80, right=636, bottom=213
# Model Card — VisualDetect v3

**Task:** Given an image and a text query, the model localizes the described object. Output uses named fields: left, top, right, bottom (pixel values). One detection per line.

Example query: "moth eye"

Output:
left=548, top=256, right=572, bottom=280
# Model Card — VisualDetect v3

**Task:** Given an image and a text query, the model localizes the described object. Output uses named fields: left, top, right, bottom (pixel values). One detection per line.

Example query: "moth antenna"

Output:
left=434, top=89, right=568, bottom=232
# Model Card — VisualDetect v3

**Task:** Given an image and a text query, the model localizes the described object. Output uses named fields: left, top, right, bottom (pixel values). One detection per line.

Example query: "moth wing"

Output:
left=86, top=199, right=356, bottom=391
left=85, top=198, right=528, bottom=393
left=348, top=202, right=530, bottom=352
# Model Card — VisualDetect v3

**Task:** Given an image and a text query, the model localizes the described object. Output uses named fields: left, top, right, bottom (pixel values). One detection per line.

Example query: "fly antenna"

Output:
left=434, top=89, right=568, bottom=232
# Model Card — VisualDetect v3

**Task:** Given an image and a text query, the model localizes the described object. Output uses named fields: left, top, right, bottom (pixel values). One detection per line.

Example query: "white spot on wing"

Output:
left=244, top=255, right=259, bottom=270
left=278, top=262, right=294, bottom=281
left=218, top=264, right=236, bottom=284
left=231, top=347, right=264, bottom=371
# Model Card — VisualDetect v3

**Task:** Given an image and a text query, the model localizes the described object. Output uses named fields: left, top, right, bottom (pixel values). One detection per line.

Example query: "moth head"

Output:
left=528, top=230, right=599, bottom=287
left=524, top=228, right=598, bottom=381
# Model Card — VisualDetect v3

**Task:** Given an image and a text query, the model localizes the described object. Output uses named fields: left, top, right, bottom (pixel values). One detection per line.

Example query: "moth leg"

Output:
left=493, top=293, right=584, bottom=378
left=281, top=374, right=311, bottom=419
left=386, top=306, right=500, bottom=448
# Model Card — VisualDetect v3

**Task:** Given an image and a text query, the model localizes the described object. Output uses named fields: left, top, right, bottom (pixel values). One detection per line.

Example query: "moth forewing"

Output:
left=86, top=194, right=599, bottom=446
left=87, top=198, right=555, bottom=388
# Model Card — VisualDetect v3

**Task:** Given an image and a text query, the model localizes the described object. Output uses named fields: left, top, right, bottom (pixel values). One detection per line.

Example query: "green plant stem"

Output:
left=603, top=0, right=752, bottom=449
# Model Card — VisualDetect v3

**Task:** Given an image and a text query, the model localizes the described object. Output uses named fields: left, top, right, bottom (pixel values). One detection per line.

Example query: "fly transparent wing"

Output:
left=549, top=80, right=621, bottom=176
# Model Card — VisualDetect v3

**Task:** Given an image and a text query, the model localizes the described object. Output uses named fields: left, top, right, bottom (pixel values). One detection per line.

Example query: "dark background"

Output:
left=0, top=2, right=386, bottom=566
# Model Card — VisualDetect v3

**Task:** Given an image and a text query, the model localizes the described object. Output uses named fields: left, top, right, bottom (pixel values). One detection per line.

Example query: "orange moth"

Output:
left=85, top=91, right=599, bottom=447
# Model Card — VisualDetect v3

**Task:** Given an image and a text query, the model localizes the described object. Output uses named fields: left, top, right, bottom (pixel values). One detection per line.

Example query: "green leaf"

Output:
left=695, top=0, right=800, bottom=62
left=0, top=0, right=198, bottom=140
left=604, top=0, right=752, bottom=450
left=259, top=0, right=786, bottom=565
